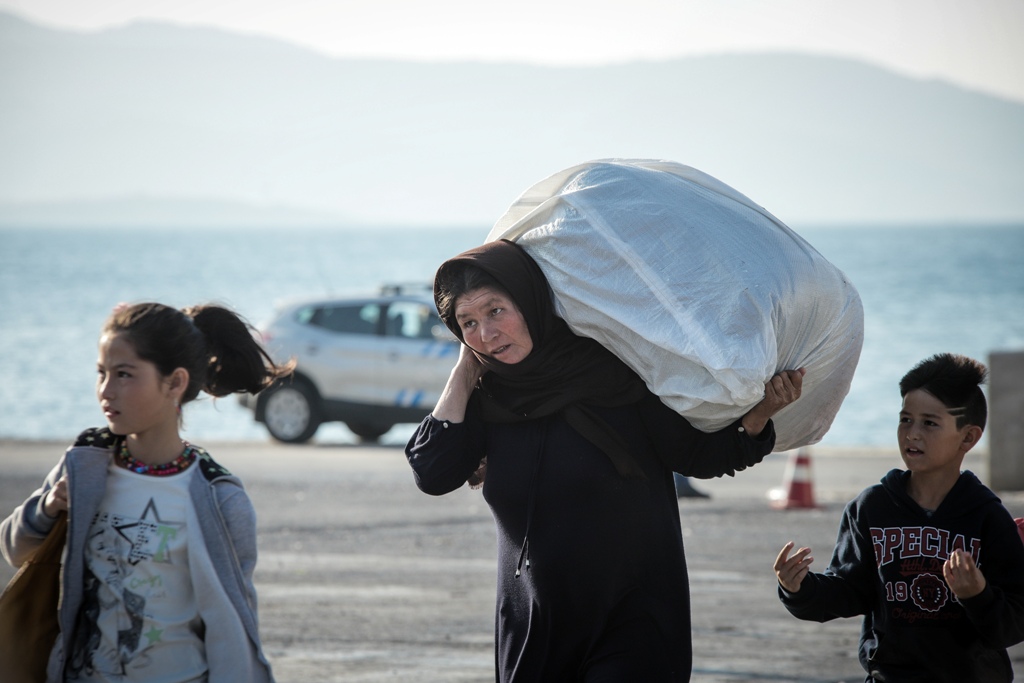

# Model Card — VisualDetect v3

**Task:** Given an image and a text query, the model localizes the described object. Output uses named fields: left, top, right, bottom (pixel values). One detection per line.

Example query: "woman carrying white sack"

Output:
left=407, top=238, right=804, bottom=681
left=407, top=159, right=862, bottom=682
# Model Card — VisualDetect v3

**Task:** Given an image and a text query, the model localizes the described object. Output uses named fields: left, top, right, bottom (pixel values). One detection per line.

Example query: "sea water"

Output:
left=1, top=224, right=1022, bottom=448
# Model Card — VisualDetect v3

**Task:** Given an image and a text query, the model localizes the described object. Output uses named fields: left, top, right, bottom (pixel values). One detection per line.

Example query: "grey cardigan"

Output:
left=0, top=428, right=275, bottom=682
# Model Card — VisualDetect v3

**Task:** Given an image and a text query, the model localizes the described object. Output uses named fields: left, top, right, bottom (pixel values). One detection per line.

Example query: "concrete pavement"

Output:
left=2, top=440, right=1021, bottom=682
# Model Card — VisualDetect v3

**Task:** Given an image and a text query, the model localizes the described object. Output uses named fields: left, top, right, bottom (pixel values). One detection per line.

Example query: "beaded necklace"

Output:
left=116, top=440, right=196, bottom=476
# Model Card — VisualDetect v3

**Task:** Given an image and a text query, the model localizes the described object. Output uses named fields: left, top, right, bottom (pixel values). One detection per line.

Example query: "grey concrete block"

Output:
left=989, top=350, right=1024, bottom=490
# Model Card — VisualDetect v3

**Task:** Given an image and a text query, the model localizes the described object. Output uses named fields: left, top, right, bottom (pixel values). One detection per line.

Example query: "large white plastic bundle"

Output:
left=487, top=159, right=863, bottom=451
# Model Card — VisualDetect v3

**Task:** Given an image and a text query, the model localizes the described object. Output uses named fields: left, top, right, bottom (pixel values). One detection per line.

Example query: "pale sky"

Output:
left=3, top=0, right=1023, bottom=103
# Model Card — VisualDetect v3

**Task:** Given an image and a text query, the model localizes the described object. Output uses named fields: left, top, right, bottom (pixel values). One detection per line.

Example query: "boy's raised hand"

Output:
left=943, top=549, right=986, bottom=599
left=774, top=541, right=813, bottom=593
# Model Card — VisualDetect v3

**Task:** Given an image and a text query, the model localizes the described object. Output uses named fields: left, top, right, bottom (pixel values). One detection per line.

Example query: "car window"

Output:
left=384, top=301, right=444, bottom=340
left=306, top=303, right=381, bottom=335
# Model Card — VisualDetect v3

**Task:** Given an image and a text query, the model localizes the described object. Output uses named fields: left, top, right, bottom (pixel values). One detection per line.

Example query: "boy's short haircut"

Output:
left=899, top=353, right=988, bottom=430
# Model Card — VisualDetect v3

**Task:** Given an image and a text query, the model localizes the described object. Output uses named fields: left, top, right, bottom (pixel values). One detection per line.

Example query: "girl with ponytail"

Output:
left=1, top=302, right=291, bottom=682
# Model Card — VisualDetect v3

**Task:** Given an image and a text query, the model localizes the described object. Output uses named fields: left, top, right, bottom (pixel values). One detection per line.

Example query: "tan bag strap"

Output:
left=21, top=512, right=67, bottom=569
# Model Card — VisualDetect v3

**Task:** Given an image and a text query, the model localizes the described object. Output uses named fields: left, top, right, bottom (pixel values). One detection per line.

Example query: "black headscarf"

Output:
left=434, top=239, right=649, bottom=477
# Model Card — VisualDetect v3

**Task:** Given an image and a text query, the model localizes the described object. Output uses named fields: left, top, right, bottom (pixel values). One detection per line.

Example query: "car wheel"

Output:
left=263, top=381, right=321, bottom=444
left=346, top=421, right=393, bottom=443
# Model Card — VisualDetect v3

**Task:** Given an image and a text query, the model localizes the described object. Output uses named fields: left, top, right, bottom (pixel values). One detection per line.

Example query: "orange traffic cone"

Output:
left=770, top=448, right=819, bottom=510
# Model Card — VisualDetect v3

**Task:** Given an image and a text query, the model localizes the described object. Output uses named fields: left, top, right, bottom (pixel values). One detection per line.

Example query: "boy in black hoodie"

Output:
left=774, top=353, right=1024, bottom=682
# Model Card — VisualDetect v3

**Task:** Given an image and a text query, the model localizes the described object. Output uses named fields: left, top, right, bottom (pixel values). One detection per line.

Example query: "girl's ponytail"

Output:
left=185, top=305, right=293, bottom=398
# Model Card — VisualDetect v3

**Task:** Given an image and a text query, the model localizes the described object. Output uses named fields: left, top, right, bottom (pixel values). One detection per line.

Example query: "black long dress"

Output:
left=406, top=390, right=775, bottom=682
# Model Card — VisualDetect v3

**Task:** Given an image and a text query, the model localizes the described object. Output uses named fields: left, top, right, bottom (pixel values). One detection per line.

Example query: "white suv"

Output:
left=241, top=284, right=458, bottom=443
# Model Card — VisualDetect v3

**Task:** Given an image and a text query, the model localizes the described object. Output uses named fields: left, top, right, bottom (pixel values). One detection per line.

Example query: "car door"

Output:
left=376, top=299, right=459, bottom=410
left=300, top=301, right=384, bottom=403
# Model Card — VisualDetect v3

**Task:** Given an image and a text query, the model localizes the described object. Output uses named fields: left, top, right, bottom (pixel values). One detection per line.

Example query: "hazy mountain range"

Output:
left=1, top=10, right=1022, bottom=228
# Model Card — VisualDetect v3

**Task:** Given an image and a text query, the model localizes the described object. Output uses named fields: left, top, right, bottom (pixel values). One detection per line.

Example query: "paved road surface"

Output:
left=2, top=439, right=1020, bottom=682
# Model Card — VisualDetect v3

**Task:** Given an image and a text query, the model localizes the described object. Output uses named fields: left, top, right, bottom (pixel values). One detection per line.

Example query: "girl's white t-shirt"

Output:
left=71, top=463, right=206, bottom=683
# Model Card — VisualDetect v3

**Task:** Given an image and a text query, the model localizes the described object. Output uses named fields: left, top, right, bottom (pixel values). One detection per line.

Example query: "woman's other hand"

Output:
left=741, top=368, right=806, bottom=437
left=453, top=343, right=486, bottom=387
left=431, top=344, right=487, bottom=423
